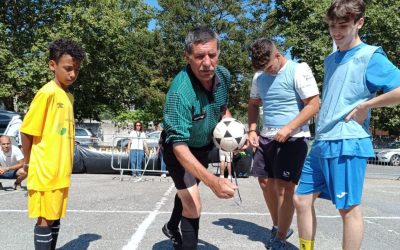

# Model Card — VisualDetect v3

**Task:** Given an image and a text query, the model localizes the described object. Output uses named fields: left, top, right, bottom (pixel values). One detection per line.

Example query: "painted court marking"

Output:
left=122, top=183, right=175, bottom=250
left=1, top=209, right=399, bottom=220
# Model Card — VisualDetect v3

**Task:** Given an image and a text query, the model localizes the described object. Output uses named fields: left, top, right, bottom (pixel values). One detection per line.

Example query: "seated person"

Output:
left=0, top=135, right=26, bottom=190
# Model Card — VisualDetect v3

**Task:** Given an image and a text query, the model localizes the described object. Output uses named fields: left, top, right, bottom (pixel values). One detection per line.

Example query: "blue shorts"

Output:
left=296, top=154, right=368, bottom=210
left=0, top=170, right=17, bottom=179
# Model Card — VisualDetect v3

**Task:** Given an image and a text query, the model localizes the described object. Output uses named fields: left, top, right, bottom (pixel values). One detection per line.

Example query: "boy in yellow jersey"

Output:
left=20, top=39, right=85, bottom=250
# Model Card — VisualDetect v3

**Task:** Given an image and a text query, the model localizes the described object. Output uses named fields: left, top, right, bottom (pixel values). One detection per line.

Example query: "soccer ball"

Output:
left=213, top=118, right=247, bottom=152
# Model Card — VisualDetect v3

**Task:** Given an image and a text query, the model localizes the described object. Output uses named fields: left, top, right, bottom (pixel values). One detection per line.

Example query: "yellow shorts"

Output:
left=28, top=188, right=69, bottom=220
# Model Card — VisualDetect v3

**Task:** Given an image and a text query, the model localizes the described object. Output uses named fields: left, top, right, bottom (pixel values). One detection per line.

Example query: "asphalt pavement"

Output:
left=0, top=164, right=399, bottom=250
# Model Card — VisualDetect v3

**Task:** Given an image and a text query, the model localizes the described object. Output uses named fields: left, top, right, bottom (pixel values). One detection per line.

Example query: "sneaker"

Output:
left=285, top=228, right=294, bottom=239
left=219, top=175, right=224, bottom=178
left=161, top=173, right=167, bottom=178
left=228, top=175, right=233, bottom=182
left=14, top=182, right=23, bottom=191
left=271, top=238, right=287, bottom=250
left=267, top=227, right=294, bottom=249
left=162, top=223, right=182, bottom=248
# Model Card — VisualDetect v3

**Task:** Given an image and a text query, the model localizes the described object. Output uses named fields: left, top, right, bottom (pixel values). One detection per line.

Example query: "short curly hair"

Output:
left=325, top=0, right=365, bottom=23
left=49, top=38, right=85, bottom=62
left=250, top=38, right=276, bottom=70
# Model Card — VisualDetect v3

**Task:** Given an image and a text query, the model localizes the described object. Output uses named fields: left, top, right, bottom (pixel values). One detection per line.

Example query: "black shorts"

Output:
left=251, top=136, right=308, bottom=184
left=163, top=142, right=216, bottom=190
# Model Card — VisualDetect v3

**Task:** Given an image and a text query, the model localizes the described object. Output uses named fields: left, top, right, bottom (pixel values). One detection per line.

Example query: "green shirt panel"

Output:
left=163, top=65, right=231, bottom=147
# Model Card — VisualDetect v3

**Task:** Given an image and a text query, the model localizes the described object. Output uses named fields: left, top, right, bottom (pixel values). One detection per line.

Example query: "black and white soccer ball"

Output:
left=213, top=118, right=247, bottom=152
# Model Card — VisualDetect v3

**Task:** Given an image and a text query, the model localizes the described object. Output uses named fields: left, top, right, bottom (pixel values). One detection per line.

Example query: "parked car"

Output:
left=373, top=141, right=400, bottom=166
left=146, top=131, right=161, bottom=148
left=115, top=137, right=130, bottom=149
left=75, top=127, right=100, bottom=146
left=0, top=110, right=23, bottom=145
left=0, top=110, right=22, bottom=135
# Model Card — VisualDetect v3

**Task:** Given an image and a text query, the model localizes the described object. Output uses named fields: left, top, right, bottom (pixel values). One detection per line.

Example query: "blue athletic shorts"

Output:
left=296, top=154, right=368, bottom=209
left=0, top=170, right=17, bottom=179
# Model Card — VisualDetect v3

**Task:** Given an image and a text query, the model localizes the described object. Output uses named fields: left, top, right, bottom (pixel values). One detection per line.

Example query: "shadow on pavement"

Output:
left=153, top=239, right=218, bottom=249
left=213, top=218, right=298, bottom=250
left=58, top=233, right=101, bottom=250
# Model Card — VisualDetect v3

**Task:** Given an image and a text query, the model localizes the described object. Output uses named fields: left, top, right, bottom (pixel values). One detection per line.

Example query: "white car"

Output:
left=375, top=142, right=400, bottom=166
left=146, top=131, right=161, bottom=148
left=0, top=110, right=23, bottom=145
left=75, top=128, right=100, bottom=146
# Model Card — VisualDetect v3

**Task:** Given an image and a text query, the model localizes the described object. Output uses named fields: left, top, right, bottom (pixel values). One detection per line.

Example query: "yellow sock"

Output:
left=299, top=238, right=314, bottom=250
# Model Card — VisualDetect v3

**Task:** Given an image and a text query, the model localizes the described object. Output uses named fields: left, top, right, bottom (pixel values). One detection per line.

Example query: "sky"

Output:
left=145, top=0, right=159, bottom=8
left=145, top=0, right=159, bottom=30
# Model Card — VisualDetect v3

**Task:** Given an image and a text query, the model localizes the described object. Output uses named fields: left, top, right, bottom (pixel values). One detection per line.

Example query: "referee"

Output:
left=161, top=27, right=237, bottom=250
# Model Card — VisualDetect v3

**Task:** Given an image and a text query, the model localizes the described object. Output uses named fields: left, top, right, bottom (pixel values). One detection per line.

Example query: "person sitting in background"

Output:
left=0, top=135, right=26, bottom=190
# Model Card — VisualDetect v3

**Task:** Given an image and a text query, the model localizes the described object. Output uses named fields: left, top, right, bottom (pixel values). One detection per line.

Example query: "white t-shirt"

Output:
left=0, top=145, right=24, bottom=167
left=129, top=131, right=147, bottom=150
left=250, top=62, right=319, bottom=138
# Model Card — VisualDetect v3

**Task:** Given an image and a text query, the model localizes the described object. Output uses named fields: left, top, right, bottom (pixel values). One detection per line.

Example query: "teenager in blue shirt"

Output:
left=248, top=39, right=320, bottom=250
left=294, top=1, right=400, bottom=249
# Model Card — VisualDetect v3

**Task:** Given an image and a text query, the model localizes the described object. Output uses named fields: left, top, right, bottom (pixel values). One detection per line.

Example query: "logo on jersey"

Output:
left=336, top=192, right=348, bottom=198
left=57, top=103, right=64, bottom=109
left=60, top=128, right=67, bottom=136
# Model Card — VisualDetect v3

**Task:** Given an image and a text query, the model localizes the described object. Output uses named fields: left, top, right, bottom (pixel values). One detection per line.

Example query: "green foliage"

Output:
left=1, top=0, right=398, bottom=133
left=155, top=0, right=276, bottom=117
left=275, top=0, right=332, bottom=86
left=0, top=0, right=160, bottom=121
left=112, top=109, right=155, bottom=129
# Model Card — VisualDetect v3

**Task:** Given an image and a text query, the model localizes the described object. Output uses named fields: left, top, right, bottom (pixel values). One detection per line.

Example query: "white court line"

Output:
left=1, top=209, right=399, bottom=220
left=122, top=183, right=175, bottom=250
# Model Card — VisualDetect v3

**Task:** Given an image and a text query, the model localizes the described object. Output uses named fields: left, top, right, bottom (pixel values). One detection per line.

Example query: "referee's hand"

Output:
left=210, top=176, right=237, bottom=199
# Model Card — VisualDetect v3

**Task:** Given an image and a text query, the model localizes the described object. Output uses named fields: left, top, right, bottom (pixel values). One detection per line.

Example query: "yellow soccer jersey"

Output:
left=20, top=80, right=75, bottom=191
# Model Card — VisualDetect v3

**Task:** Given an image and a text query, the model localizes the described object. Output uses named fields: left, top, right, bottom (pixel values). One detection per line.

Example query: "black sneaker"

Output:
left=162, top=223, right=182, bottom=248
left=267, top=227, right=294, bottom=249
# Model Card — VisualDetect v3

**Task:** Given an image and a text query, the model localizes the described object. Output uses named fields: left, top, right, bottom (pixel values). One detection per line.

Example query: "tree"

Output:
left=37, top=0, right=158, bottom=121
left=154, top=0, right=277, bottom=121
left=2, top=0, right=398, bottom=133
left=0, top=0, right=162, bottom=123
left=0, top=0, right=70, bottom=111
